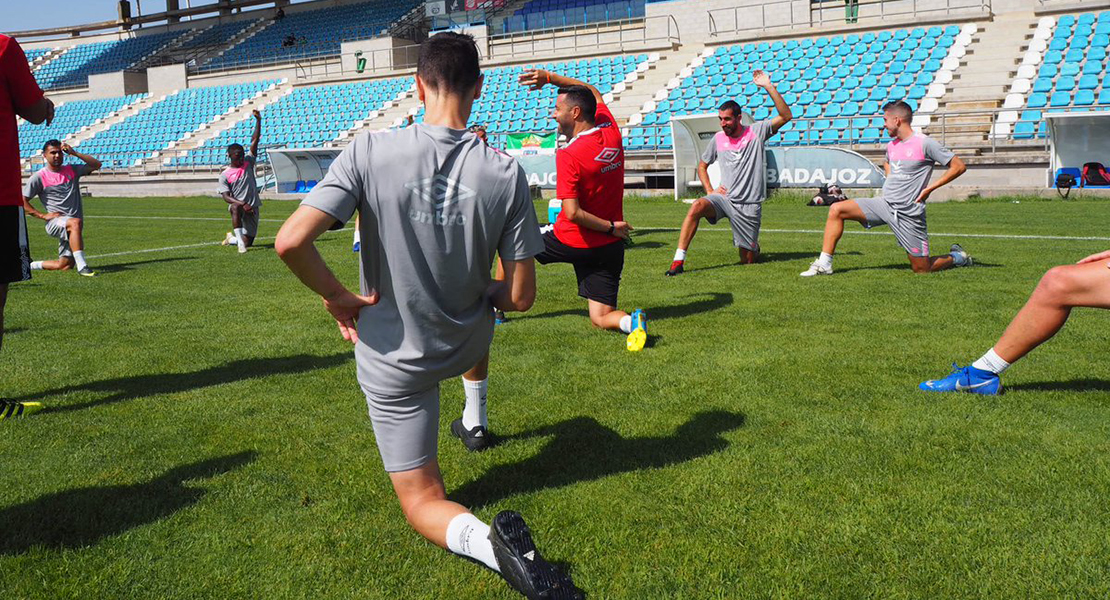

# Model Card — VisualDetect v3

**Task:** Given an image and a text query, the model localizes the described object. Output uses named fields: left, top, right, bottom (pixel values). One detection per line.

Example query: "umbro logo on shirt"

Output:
left=594, top=148, right=621, bottom=164
left=406, top=174, right=473, bottom=227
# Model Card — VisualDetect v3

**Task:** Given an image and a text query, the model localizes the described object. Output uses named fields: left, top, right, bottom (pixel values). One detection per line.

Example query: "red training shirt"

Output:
left=554, top=102, right=624, bottom=248
left=1, top=35, right=44, bottom=207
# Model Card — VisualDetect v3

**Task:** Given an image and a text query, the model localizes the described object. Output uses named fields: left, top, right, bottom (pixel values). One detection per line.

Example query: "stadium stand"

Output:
left=200, top=0, right=421, bottom=72
left=411, top=54, right=653, bottom=145
left=35, top=30, right=184, bottom=90
left=625, top=25, right=968, bottom=151
left=502, top=0, right=647, bottom=33
left=175, top=77, right=412, bottom=167
left=24, top=47, right=52, bottom=67
left=75, top=80, right=278, bottom=170
left=17, top=94, right=147, bottom=160
left=997, top=11, right=1110, bottom=140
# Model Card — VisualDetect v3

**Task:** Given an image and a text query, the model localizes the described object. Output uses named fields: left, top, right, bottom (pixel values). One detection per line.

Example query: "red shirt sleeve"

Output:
left=555, top=149, right=579, bottom=200
left=1, top=37, right=45, bottom=111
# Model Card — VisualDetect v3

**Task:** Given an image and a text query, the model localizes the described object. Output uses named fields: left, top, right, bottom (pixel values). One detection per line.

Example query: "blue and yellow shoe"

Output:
left=626, top=309, right=647, bottom=352
left=919, top=364, right=1001, bottom=395
left=0, top=400, right=43, bottom=420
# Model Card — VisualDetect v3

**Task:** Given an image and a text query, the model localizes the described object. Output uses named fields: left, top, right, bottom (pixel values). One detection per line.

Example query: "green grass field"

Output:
left=2, top=193, right=1109, bottom=599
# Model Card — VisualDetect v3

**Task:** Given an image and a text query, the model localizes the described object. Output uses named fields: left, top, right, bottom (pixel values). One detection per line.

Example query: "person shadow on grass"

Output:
left=450, top=410, right=745, bottom=508
left=0, top=451, right=257, bottom=555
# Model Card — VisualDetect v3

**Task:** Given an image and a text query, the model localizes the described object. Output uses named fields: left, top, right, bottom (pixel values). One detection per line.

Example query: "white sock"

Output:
left=30, top=261, right=44, bottom=270
left=353, top=229, right=361, bottom=244
left=971, top=348, right=1011, bottom=374
left=673, top=248, right=687, bottom=262
left=234, top=228, right=246, bottom=248
left=462, top=377, right=487, bottom=431
left=819, top=252, right=833, bottom=266
left=73, top=251, right=88, bottom=271
left=619, top=315, right=633, bottom=334
left=446, top=513, right=500, bottom=572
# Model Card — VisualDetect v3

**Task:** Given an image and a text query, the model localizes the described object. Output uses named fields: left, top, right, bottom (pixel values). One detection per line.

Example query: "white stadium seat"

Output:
left=926, top=83, right=946, bottom=99
left=1028, top=37, right=1047, bottom=53
left=1003, top=93, right=1026, bottom=109
left=997, top=110, right=1018, bottom=124
left=941, top=56, right=960, bottom=71
left=1016, top=64, right=1037, bottom=80
left=934, top=69, right=953, bottom=85
left=1009, top=78, right=1030, bottom=94
left=919, top=97, right=939, bottom=113
left=1021, top=50, right=1042, bottom=66
left=1038, top=16, right=1056, bottom=29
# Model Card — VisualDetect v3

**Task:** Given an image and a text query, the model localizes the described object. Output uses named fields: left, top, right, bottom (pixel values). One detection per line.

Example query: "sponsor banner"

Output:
left=505, top=132, right=557, bottom=156
left=466, top=0, right=506, bottom=8
left=766, top=147, right=886, bottom=188
left=516, top=155, right=558, bottom=189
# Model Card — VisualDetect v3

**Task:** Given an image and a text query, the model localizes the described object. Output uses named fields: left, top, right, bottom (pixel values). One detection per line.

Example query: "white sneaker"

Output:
left=238, top=243, right=248, bottom=254
left=800, top=260, right=833, bottom=277
left=221, top=231, right=235, bottom=246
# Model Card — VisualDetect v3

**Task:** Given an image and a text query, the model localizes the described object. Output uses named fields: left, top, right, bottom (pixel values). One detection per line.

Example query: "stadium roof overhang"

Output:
left=6, top=0, right=284, bottom=40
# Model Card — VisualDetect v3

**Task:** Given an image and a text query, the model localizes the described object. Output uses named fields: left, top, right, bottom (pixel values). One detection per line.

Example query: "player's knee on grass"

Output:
left=908, top=256, right=931, bottom=274
left=59, top=256, right=75, bottom=270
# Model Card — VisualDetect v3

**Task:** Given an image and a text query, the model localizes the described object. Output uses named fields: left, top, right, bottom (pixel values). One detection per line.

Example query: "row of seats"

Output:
left=626, top=25, right=969, bottom=151
left=174, top=78, right=411, bottom=167
left=201, top=0, right=419, bottom=72
left=76, top=81, right=277, bottom=169
left=179, top=20, right=258, bottom=55
left=23, top=47, right=52, bottom=67
left=411, top=54, right=650, bottom=134
left=18, top=94, right=146, bottom=159
left=998, top=12, right=1110, bottom=139
left=35, top=30, right=183, bottom=90
left=502, top=0, right=646, bottom=33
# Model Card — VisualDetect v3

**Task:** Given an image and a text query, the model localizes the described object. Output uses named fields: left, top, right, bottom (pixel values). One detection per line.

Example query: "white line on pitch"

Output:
left=89, top=215, right=289, bottom=223
left=87, top=227, right=353, bottom=260
left=636, top=227, right=1110, bottom=242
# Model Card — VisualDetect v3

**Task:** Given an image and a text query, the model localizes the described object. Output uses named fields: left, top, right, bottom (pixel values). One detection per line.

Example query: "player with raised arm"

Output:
left=22, top=140, right=101, bottom=276
left=665, top=70, right=792, bottom=276
left=275, top=33, right=583, bottom=599
left=219, top=110, right=262, bottom=253
left=1, top=33, right=54, bottom=419
left=920, top=249, right=1110, bottom=395
left=518, top=67, right=647, bottom=351
left=800, top=100, right=972, bottom=277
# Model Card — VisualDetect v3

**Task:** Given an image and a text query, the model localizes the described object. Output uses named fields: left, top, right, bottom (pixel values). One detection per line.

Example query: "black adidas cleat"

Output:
left=451, top=418, right=495, bottom=452
left=490, top=511, right=584, bottom=600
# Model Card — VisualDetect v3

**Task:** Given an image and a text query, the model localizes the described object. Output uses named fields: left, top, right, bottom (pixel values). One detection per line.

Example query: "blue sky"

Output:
left=3, top=0, right=315, bottom=35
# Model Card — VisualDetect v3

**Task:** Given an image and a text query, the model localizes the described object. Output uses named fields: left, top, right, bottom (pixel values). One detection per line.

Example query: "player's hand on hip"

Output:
left=613, top=221, right=633, bottom=240
left=323, top=288, right=379, bottom=344
left=915, top=189, right=932, bottom=203
left=1076, top=249, right=1110, bottom=265
left=519, top=69, right=548, bottom=90
left=243, top=204, right=254, bottom=213
left=715, top=186, right=727, bottom=195
left=42, top=212, right=61, bottom=221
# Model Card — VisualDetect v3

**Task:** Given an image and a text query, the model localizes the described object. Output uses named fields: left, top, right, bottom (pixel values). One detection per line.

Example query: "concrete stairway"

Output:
left=133, top=25, right=209, bottom=70
left=607, top=42, right=704, bottom=125
left=30, top=46, right=67, bottom=72
left=197, top=17, right=275, bottom=70
left=70, top=94, right=163, bottom=147
left=937, top=11, right=1037, bottom=145
left=335, top=84, right=419, bottom=142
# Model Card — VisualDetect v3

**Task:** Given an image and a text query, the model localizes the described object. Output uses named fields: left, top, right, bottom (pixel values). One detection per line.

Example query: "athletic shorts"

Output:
left=855, top=196, right=930, bottom=257
left=44, top=216, right=74, bottom=258
left=535, top=228, right=624, bottom=307
left=363, top=384, right=440, bottom=472
left=705, top=194, right=762, bottom=251
left=230, top=204, right=260, bottom=238
left=0, top=206, right=32, bottom=285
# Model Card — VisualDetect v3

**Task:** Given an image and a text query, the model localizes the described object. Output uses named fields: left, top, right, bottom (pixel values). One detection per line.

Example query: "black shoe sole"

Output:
left=451, top=418, right=494, bottom=452
left=490, top=511, right=583, bottom=600
left=664, top=269, right=683, bottom=277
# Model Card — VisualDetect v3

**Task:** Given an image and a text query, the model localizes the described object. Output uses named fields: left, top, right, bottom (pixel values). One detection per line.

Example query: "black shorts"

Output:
left=0, top=206, right=31, bottom=285
left=535, top=229, right=623, bottom=307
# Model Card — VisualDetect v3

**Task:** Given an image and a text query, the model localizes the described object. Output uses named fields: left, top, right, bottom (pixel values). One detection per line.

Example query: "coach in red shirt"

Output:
left=1, top=34, right=54, bottom=416
left=518, top=68, right=643, bottom=343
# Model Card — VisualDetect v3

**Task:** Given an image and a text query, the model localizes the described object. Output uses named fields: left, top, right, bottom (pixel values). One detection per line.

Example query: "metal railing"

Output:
left=709, top=0, right=992, bottom=39
left=294, top=43, right=423, bottom=82
left=489, top=14, right=679, bottom=60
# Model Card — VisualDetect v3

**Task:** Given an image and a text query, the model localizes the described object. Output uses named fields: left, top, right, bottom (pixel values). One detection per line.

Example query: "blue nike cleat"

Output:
left=352, top=241, right=361, bottom=253
left=919, top=364, right=1001, bottom=395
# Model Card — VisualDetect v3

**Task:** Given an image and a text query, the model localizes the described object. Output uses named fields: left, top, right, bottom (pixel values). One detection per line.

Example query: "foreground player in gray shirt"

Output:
left=275, top=33, right=583, bottom=600
left=801, top=100, right=971, bottom=276
left=665, top=70, right=792, bottom=276
left=22, top=140, right=100, bottom=276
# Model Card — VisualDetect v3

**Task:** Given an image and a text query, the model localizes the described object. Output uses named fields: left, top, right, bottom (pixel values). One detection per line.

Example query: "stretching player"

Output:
left=22, top=140, right=100, bottom=276
left=518, top=67, right=647, bottom=351
left=666, top=70, right=792, bottom=275
left=219, top=109, right=262, bottom=253
left=920, top=249, right=1110, bottom=395
left=275, top=33, right=582, bottom=599
left=801, top=100, right=971, bottom=276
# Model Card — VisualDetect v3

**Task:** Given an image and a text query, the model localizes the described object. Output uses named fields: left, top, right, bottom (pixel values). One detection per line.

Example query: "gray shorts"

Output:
left=705, top=194, right=762, bottom=251
left=44, top=216, right=73, bottom=258
left=362, top=384, right=440, bottom=472
left=855, top=196, right=930, bottom=257
left=230, top=204, right=260, bottom=238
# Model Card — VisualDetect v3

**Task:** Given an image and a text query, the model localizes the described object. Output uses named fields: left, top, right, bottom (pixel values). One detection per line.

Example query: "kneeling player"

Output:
left=22, top=140, right=100, bottom=276
left=666, top=70, right=792, bottom=275
left=219, top=110, right=262, bottom=253
left=920, top=249, right=1110, bottom=395
left=801, top=100, right=971, bottom=276
left=276, top=33, right=582, bottom=599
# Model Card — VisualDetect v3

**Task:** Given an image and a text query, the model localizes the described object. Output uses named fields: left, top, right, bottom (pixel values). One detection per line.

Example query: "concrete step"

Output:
left=335, top=83, right=419, bottom=142
left=71, top=94, right=162, bottom=147
left=198, top=17, right=275, bottom=70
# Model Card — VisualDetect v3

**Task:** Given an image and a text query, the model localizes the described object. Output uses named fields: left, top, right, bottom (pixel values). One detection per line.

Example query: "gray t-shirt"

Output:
left=302, top=124, right=544, bottom=396
left=880, top=134, right=955, bottom=216
left=701, top=120, right=774, bottom=204
left=23, top=164, right=94, bottom=218
left=217, top=155, right=261, bottom=209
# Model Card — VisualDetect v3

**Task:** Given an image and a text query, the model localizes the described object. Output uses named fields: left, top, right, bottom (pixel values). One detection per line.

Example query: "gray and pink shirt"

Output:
left=700, top=120, right=774, bottom=205
left=23, top=164, right=94, bottom=218
left=217, top=154, right=261, bottom=209
left=880, top=133, right=955, bottom=216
